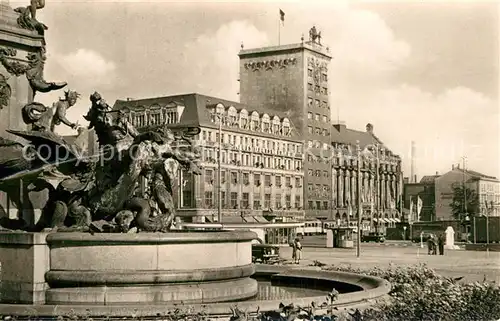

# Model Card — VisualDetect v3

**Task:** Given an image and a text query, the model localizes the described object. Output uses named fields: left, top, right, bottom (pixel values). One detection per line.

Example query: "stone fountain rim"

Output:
left=0, top=266, right=391, bottom=318
left=45, top=230, right=258, bottom=245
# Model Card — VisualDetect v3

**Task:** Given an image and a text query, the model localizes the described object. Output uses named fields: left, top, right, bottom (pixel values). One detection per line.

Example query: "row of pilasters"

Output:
left=332, top=169, right=400, bottom=215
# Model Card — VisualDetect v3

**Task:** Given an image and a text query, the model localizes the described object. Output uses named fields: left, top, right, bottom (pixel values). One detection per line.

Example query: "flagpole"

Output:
left=278, top=17, right=281, bottom=45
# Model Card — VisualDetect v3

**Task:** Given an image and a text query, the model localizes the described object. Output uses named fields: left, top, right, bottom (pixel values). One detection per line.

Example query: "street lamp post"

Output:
left=462, top=156, right=468, bottom=240
left=217, top=114, right=223, bottom=224
left=356, top=141, right=362, bottom=258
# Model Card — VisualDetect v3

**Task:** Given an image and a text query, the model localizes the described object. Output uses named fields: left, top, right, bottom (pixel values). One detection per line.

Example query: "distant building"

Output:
left=113, top=93, right=305, bottom=224
left=434, top=164, right=500, bottom=220
left=403, top=173, right=440, bottom=222
left=330, top=122, right=403, bottom=229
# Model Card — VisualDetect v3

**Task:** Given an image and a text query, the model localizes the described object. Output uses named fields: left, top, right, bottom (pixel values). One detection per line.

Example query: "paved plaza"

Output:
left=279, top=244, right=500, bottom=283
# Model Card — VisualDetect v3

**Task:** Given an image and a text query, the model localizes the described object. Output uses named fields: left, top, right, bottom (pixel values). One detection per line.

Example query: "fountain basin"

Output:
left=0, top=231, right=391, bottom=319
left=0, top=231, right=258, bottom=305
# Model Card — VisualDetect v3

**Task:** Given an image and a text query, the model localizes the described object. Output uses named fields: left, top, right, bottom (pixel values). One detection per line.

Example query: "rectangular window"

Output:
left=308, top=112, right=313, bottom=119
left=275, top=193, right=282, bottom=209
left=315, top=113, right=320, bottom=121
left=182, top=191, right=191, bottom=208
left=316, top=201, right=321, bottom=209
left=285, top=194, right=291, bottom=208
left=308, top=126, right=313, bottom=134
left=308, top=97, right=313, bottom=107
left=285, top=177, right=291, bottom=187
left=253, top=193, right=261, bottom=209
left=323, top=115, right=328, bottom=122
left=205, top=169, right=213, bottom=184
left=243, top=173, right=249, bottom=185
left=315, top=99, right=320, bottom=108
left=231, top=172, right=238, bottom=184
left=265, top=175, right=271, bottom=186
left=295, top=177, right=301, bottom=187
left=254, top=174, right=261, bottom=186
left=220, top=170, right=226, bottom=184
left=308, top=200, right=314, bottom=209
left=230, top=192, right=238, bottom=208
left=242, top=193, right=249, bottom=208
left=264, top=194, right=271, bottom=208
left=204, top=191, right=213, bottom=207
left=323, top=201, right=329, bottom=210
left=221, top=191, right=226, bottom=208
left=275, top=176, right=282, bottom=187
left=295, top=195, right=301, bottom=208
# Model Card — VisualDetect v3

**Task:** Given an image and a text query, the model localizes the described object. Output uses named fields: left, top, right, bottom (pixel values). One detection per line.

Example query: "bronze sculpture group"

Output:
left=0, top=1, right=202, bottom=234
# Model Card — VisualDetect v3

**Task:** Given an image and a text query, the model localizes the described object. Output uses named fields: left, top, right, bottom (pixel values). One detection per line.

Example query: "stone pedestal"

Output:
left=0, top=2, right=47, bottom=225
left=0, top=232, right=50, bottom=304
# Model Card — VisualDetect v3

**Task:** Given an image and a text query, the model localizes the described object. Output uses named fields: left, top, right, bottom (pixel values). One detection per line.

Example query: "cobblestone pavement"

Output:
left=279, top=245, right=500, bottom=283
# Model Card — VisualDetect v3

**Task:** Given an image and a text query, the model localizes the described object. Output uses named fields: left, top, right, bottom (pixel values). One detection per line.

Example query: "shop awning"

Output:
left=221, top=216, right=246, bottom=223
left=252, top=216, right=269, bottom=223
left=394, top=218, right=401, bottom=223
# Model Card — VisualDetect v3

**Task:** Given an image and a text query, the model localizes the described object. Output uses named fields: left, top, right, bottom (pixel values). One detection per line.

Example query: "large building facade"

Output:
left=113, top=93, right=305, bottom=223
left=330, top=122, right=403, bottom=228
left=435, top=165, right=500, bottom=220
left=239, top=36, right=333, bottom=218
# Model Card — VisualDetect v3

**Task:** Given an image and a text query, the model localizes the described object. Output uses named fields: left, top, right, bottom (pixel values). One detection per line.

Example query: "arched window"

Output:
left=228, top=106, right=237, bottom=126
left=261, top=113, right=270, bottom=132
left=239, top=108, right=249, bottom=129
left=282, top=118, right=290, bottom=136
left=272, top=116, right=280, bottom=134
left=251, top=111, right=260, bottom=130
left=215, top=103, right=225, bottom=125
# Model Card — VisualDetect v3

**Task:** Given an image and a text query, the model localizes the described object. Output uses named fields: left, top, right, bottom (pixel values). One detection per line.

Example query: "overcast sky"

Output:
left=12, top=0, right=499, bottom=179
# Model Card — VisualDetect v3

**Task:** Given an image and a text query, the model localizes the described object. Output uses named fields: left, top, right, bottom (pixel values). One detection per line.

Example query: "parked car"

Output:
left=361, top=232, right=385, bottom=243
left=252, top=244, right=281, bottom=264
left=412, top=232, right=435, bottom=243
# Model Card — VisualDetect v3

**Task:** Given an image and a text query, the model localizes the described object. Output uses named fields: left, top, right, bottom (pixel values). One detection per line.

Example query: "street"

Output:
left=281, top=238, right=500, bottom=284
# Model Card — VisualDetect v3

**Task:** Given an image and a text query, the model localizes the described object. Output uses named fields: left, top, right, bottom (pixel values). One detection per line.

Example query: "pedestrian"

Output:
left=294, top=238, right=302, bottom=264
left=438, top=233, right=445, bottom=255
left=432, top=234, right=438, bottom=255
left=427, top=235, right=434, bottom=255
left=290, top=240, right=296, bottom=263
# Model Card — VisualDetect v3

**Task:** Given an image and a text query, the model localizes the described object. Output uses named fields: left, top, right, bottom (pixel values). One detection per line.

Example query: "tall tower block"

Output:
left=239, top=32, right=333, bottom=218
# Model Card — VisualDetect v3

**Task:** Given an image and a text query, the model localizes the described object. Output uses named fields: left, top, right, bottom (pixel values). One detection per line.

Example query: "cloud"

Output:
left=38, top=49, right=118, bottom=136
left=45, top=48, right=117, bottom=88
left=337, top=84, right=499, bottom=178
left=181, top=20, right=270, bottom=100
left=57, top=49, right=116, bottom=81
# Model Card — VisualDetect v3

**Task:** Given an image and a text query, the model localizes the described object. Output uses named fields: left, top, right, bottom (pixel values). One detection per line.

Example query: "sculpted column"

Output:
left=332, top=168, right=337, bottom=209
left=338, top=169, right=344, bottom=208
left=344, top=170, right=350, bottom=209
left=351, top=171, right=357, bottom=210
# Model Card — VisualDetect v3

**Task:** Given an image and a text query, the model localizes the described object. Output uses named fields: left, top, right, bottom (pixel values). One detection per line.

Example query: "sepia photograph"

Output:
left=0, top=0, right=498, bottom=320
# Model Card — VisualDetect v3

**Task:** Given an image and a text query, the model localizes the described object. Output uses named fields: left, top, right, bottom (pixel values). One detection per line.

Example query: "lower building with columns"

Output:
left=113, top=93, right=305, bottom=226
left=330, top=122, right=403, bottom=230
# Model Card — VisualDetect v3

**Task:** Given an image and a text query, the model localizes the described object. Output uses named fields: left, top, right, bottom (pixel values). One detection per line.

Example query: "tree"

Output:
left=450, top=185, right=479, bottom=220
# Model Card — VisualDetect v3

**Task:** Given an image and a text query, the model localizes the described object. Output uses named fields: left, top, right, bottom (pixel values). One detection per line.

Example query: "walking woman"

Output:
left=294, top=238, right=302, bottom=264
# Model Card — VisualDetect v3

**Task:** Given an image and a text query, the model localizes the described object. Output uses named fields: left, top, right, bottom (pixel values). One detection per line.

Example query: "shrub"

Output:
left=322, top=263, right=500, bottom=321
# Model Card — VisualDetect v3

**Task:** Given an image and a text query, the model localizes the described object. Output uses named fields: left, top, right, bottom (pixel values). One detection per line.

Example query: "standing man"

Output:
left=438, top=233, right=445, bottom=255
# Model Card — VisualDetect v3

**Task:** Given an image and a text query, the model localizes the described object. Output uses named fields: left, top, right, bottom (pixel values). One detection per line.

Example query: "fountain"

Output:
left=0, top=1, right=390, bottom=319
